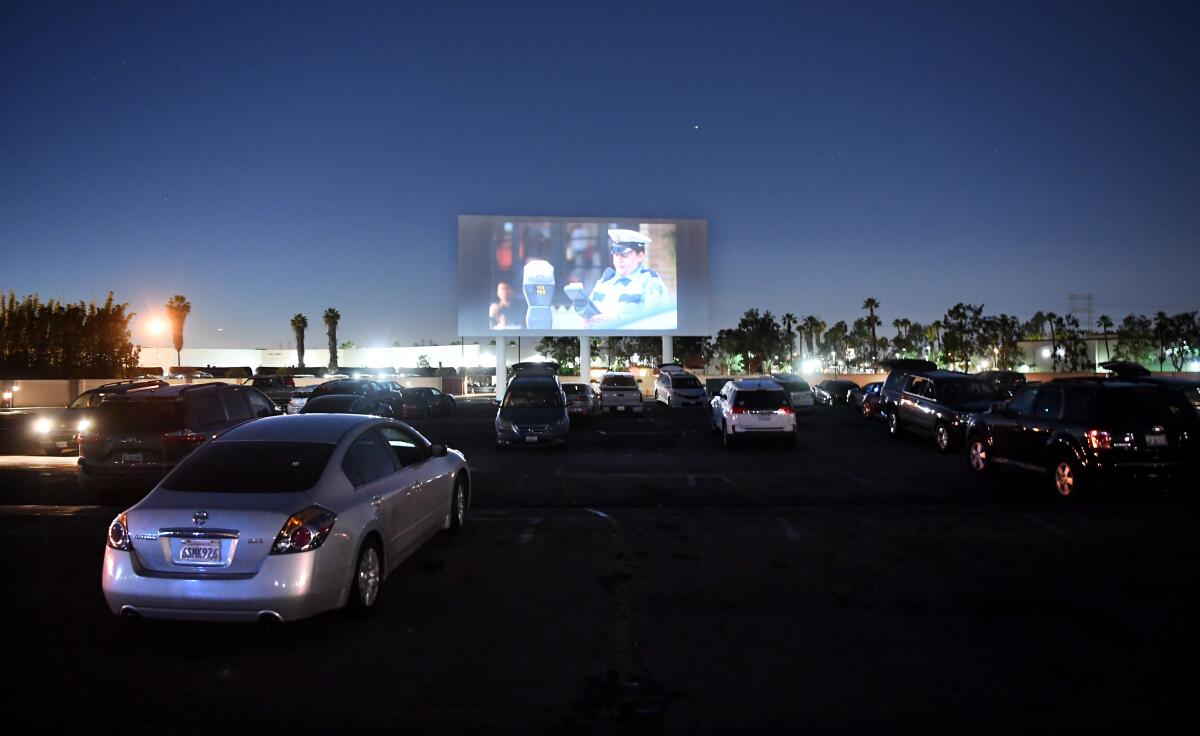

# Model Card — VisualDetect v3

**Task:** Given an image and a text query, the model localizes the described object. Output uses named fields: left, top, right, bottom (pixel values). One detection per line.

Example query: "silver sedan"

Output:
left=102, top=413, right=470, bottom=622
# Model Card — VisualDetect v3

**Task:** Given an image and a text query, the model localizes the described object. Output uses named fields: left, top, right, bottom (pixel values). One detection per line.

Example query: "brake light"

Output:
left=107, top=512, right=131, bottom=551
left=776, top=405, right=794, bottom=415
left=271, top=506, right=337, bottom=554
left=161, top=429, right=208, bottom=444
left=731, top=405, right=746, bottom=414
left=1085, top=430, right=1112, bottom=450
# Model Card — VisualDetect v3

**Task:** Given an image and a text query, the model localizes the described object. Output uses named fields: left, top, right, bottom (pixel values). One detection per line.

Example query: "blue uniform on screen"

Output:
left=582, top=229, right=668, bottom=325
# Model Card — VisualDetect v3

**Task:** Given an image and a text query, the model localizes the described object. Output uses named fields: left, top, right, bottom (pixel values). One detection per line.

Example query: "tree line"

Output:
left=0, top=292, right=140, bottom=378
left=537, top=301, right=1200, bottom=375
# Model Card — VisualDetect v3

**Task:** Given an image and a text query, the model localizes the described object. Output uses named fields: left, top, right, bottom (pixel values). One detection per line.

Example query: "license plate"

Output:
left=1145, top=433, right=1168, bottom=447
left=177, top=539, right=221, bottom=563
left=525, top=436, right=538, bottom=443
left=617, top=406, right=626, bottom=412
left=121, top=451, right=143, bottom=464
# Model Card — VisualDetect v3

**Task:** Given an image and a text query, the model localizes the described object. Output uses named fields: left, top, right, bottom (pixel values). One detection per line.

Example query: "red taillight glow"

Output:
left=731, top=405, right=746, bottom=414
left=161, top=430, right=208, bottom=444
left=271, top=506, right=337, bottom=555
left=78, top=432, right=103, bottom=445
left=1085, top=430, right=1112, bottom=450
left=776, top=405, right=794, bottom=415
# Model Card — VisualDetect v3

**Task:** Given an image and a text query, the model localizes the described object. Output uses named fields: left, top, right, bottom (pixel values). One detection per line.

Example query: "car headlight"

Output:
left=33, top=418, right=52, bottom=435
left=77, top=418, right=92, bottom=433
left=496, top=417, right=514, bottom=431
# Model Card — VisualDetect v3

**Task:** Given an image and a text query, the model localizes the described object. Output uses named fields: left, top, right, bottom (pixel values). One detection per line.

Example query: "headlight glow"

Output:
left=33, top=418, right=52, bottom=434
left=77, top=418, right=92, bottom=432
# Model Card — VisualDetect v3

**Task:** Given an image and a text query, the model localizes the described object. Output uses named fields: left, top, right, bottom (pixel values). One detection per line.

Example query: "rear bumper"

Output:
left=1091, top=460, right=1200, bottom=488
left=79, top=458, right=171, bottom=478
left=601, top=403, right=644, bottom=413
left=496, top=427, right=569, bottom=446
left=102, top=547, right=349, bottom=622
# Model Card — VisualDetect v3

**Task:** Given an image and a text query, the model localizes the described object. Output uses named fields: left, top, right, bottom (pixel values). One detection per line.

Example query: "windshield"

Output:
left=673, top=375, right=702, bottom=389
left=940, top=381, right=1000, bottom=402
left=311, top=381, right=365, bottom=398
left=601, top=375, right=637, bottom=388
left=162, top=441, right=335, bottom=493
left=503, top=388, right=564, bottom=408
left=562, top=384, right=589, bottom=394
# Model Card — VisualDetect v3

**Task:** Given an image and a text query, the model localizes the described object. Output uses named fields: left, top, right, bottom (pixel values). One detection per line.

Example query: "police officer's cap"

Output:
left=608, top=229, right=652, bottom=256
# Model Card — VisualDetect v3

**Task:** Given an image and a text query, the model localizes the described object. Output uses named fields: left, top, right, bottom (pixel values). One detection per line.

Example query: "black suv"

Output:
left=965, top=379, right=1200, bottom=498
left=77, top=383, right=279, bottom=493
left=975, top=370, right=1028, bottom=398
left=28, top=379, right=167, bottom=455
left=890, top=371, right=1001, bottom=451
left=309, top=379, right=405, bottom=415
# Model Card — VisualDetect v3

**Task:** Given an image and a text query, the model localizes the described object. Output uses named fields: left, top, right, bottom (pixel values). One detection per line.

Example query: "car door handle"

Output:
left=370, top=496, right=383, bottom=508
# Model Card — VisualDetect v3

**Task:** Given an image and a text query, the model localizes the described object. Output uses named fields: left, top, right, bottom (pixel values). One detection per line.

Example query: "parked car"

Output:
left=1100, top=361, right=1200, bottom=413
left=101, top=413, right=470, bottom=621
left=859, top=382, right=884, bottom=417
left=877, top=358, right=939, bottom=420
left=889, top=371, right=1002, bottom=451
left=245, top=374, right=297, bottom=408
left=562, top=382, right=599, bottom=417
left=813, top=379, right=860, bottom=406
left=975, top=370, right=1028, bottom=398
left=28, top=379, right=167, bottom=455
left=309, top=379, right=405, bottom=416
left=709, top=378, right=796, bottom=449
left=395, top=386, right=456, bottom=417
left=598, top=371, right=644, bottom=414
left=654, top=368, right=708, bottom=407
left=77, top=383, right=279, bottom=494
left=769, top=373, right=815, bottom=414
left=300, top=394, right=393, bottom=417
left=495, top=375, right=570, bottom=447
left=965, top=379, right=1200, bottom=498
left=851, top=381, right=883, bottom=408
left=287, top=384, right=320, bottom=414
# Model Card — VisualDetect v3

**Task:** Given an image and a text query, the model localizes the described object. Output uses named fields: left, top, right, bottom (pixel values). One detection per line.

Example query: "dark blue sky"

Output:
left=2, top=0, right=1197, bottom=348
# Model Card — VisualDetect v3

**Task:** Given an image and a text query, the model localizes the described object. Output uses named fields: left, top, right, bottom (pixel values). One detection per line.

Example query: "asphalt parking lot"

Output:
left=3, top=399, right=1197, bottom=732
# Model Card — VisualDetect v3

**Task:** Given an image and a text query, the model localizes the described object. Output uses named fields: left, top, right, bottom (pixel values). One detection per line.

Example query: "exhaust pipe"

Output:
left=257, top=611, right=282, bottom=625
left=120, top=606, right=140, bottom=618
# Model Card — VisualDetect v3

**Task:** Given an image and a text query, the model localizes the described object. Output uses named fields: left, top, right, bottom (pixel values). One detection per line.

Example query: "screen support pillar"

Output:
left=662, top=336, right=673, bottom=366
left=579, top=336, right=591, bottom=383
left=496, top=341, right=507, bottom=401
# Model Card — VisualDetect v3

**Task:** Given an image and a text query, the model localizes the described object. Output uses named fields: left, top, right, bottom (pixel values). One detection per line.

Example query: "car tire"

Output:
left=1051, top=455, right=1084, bottom=500
left=347, top=540, right=382, bottom=613
left=722, top=422, right=736, bottom=450
left=445, top=476, right=466, bottom=534
left=934, top=422, right=952, bottom=453
left=967, top=436, right=993, bottom=474
left=888, top=411, right=902, bottom=438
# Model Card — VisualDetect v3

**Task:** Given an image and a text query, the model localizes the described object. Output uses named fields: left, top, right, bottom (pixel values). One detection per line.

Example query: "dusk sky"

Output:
left=2, top=0, right=1197, bottom=349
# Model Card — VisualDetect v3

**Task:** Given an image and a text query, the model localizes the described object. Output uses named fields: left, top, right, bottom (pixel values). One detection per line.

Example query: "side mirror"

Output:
left=430, top=444, right=448, bottom=457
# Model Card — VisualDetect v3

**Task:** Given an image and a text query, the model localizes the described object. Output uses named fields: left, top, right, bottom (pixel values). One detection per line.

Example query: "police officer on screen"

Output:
left=577, top=229, right=668, bottom=326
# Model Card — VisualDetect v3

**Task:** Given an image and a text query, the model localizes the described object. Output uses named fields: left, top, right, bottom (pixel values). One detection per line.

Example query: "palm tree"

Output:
left=862, top=297, right=881, bottom=368
left=800, top=315, right=819, bottom=358
left=164, top=295, right=191, bottom=367
left=291, top=313, right=308, bottom=369
left=323, top=308, right=341, bottom=372
left=781, top=312, right=798, bottom=369
left=925, top=321, right=942, bottom=362
left=1097, top=314, right=1113, bottom=363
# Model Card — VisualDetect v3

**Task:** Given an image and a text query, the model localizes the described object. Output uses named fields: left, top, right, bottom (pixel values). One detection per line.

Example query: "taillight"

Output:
left=107, top=512, right=131, bottom=551
left=731, top=405, right=746, bottom=414
left=1085, top=430, right=1112, bottom=450
left=161, top=429, right=208, bottom=444
left=271, top=506, right=337, bottom=555
left=776, top=405, right=794, bottom=415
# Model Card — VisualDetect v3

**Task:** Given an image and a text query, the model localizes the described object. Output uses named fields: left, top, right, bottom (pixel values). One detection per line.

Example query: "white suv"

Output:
left=654, top=365, right=708, bottom=407
left=598, top=371, right=644, bottom=414
left=710, top=379, right=796, bottom=449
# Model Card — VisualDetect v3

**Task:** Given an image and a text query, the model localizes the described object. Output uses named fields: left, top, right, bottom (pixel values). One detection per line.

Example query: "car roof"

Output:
left=880, top=358, right=938, bottom=373
left=102, top=383, right=230, bottom=401
left=215, top=413, right=378, bottom=443
left=911, top=370, right=978, bottom=381
left=731, top=379, right=783, bottom=390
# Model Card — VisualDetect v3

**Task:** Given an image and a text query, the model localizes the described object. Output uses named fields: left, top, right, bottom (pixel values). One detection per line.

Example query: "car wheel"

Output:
left=967, top=437, right=992, bottom=474
left=1052, top=456, right=1083, bottom=499
left=722, top=422, right=735, bottom=450
left=347, top=541, right=382, bottom=612
left=934, top=423, right=951, bottom=453
left=888, top=411, right=902, bottom=438
left=445, top=476, right=467, bottom=534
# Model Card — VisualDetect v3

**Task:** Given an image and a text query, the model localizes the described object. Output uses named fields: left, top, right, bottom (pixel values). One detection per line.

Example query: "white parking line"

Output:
left=778, top=517, right=800, bottom=543
left=583, top=507, right=618, bottom=529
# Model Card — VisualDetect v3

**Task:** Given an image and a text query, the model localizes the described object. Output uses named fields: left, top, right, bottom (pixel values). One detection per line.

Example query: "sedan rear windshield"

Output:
left=562, top=384, right=589, bottom=394
left=311, top=381, right=366, bottom=398
left=601, top=376, right=638, bottom=388
left=162, top=441, right=335, bottom=493
left=96, top=400, right=185, bottom=433
left=735, top=390, right=789, bottom=409
left=503, top=389, right=564, bottom=408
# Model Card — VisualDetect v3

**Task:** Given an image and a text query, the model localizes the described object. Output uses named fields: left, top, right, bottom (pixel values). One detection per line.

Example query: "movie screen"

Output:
left=458, top=216, right=708, bottom=336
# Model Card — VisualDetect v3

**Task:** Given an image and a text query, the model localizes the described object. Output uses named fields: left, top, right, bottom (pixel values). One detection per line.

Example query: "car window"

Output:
left=193, top=394, right=227, bottom=426
left=246, top=389, right=276, bottom=418
left=95, top=400, right=186, bottom=433
left=601, top=375, right=637, bottom=388
left=1033, top=388, right=1063, bottom=420
left=1101, top=388, right=1196, bottom=426
left=735, top=390, right=789, bottom=410
left=920, top=381, right=937, bottom=399
left=220, top=389, right=251, bottom=422
left=940, top=381, right=999, bottom=401
left=379, top=425, right=429, bottom=467
left=906, top=377, right=925, bottom=395
left=504, top=387, right=563, bottom=408
left=162, top=441, right=334, bottom=493
left=674, top=375, right=702, bottom=389
left=1007, top=386, right=1037, bottom=416
left=342, top=429, right=399, bottom=487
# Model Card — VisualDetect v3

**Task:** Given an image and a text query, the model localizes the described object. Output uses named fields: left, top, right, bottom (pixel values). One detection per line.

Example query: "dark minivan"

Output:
left=965, top=379, right=1200, bottom=498
left=494, top=375, right=569, bottom=447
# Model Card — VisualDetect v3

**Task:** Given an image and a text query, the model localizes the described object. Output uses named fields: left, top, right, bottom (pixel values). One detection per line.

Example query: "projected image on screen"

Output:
left=476, top=220, right=678, bottom=331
